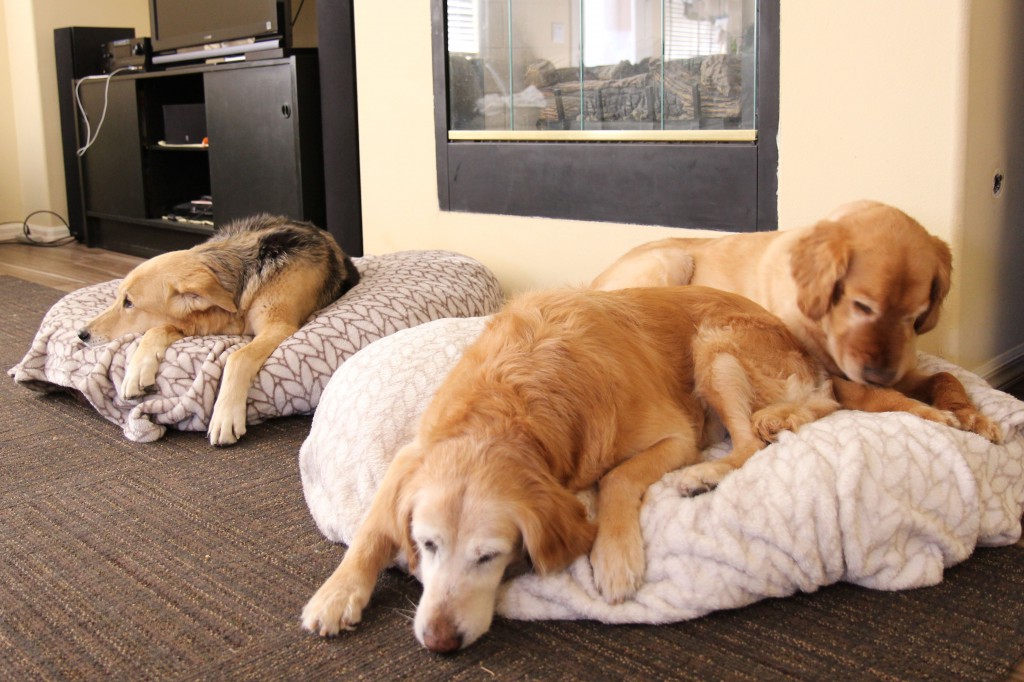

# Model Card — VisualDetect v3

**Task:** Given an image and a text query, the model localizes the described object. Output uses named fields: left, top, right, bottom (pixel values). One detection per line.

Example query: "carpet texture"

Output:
left=2, top=274, right=1023, bottom=680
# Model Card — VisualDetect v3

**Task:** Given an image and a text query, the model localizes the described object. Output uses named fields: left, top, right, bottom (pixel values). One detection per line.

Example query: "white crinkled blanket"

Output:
left=299, top=317, right=1024, bottom=624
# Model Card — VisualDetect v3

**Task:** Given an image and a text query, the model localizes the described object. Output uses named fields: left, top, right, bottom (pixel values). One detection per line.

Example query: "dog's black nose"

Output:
left=77, top=328, right=91, bottom=343
left=862, top=365, right=896, bottom=387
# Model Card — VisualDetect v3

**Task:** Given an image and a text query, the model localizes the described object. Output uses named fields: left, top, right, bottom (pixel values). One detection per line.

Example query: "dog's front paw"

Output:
left=752, top=405, right=813, bottom=443
left=907, top=404, right=959, bottom=430
left=207, top=400, right=247, bottom=446
left=954, top=408, right=1003, bottom=444
left=301, top=583, right=369, bottom=636
left=667, top=461, right=733, bottom=497
left=591, top=526, right=645, bottom=604
left=121, top=353, right=160, bottom=399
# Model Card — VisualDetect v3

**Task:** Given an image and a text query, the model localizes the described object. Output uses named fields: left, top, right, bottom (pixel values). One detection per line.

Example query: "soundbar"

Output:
left=152, top=38, right=281, bottom=66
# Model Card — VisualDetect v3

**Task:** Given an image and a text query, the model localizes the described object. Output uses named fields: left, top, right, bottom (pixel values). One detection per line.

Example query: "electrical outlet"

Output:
left=0, top=222, right=71, bottom=243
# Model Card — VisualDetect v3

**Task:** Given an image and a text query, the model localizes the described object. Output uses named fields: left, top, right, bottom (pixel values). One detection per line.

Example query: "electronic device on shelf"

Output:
left=149, top=0, right=291, bottom=67
left=166, top=195, right=214, bottom=224
left=102, top=37, right=151, bottom=73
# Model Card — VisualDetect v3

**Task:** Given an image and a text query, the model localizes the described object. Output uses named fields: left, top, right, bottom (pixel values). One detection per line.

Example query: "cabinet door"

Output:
left=204, top=63, right=302, bottom=226
left=78, top=78, right=145, bottom=218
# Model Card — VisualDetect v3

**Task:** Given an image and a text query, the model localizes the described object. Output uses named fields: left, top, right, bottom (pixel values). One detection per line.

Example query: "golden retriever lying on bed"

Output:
left=592, top=200, right=1001, bottom=443
left=78, top=215, right=359, bottom=446
left=302, top=286, right=838, bottom=652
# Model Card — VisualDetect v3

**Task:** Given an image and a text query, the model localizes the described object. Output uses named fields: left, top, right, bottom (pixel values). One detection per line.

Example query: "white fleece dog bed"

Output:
left=9, top=251, right=504, bottom=443
left=300, top=316, right=1024, bottom=625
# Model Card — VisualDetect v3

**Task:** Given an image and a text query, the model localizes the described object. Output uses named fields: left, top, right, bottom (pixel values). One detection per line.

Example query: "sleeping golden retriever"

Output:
left=77, top=215, right=360, bottom=446
left=591, top=200, right=1001, bottom=443
left=302, top=286, right=838, bottom=652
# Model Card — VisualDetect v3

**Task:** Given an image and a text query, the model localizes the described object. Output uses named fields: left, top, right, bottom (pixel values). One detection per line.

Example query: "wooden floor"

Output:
left=2, top=239, right=1022, bottom=678
left=0, top=242, right=143, bottom=292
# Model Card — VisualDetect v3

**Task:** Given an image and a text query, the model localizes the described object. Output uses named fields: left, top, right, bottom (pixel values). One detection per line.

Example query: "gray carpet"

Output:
left=1, top=274, right=1023, bottom=680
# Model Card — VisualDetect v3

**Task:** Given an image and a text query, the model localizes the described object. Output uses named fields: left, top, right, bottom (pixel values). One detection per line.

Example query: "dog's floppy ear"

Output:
left=387, top=442, right=426, bottom=573
left=514, top=470, right=596, bottom=575
left=914, top=236, right=953, bottom=334
left=790, top=221, right=852, bottom=320
left=172, top=267, right=238, bottom=314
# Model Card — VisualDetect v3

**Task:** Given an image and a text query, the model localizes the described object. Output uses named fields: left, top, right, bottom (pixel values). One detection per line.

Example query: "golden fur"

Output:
left=79, top=215, right=359, bottom=446
left=302, top=286, right=838, bottom=652
left=591, top=200, right=1001, bottom=442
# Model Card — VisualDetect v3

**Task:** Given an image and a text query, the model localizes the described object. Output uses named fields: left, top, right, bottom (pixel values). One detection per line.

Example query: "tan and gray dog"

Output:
left=79, top=214, right=360, bottom=445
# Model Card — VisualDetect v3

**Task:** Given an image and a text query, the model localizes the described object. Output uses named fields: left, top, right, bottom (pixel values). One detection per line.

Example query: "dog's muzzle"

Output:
left=862, top=365, right=898, bottom=387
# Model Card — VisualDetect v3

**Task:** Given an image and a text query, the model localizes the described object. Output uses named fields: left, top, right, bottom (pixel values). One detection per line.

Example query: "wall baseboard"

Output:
left=0, top=222, right=71, bottom=243
left=974, top=342, right=1024, bottom=390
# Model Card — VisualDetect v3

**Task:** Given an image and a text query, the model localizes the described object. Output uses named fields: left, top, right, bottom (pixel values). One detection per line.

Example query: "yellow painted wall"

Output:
left=1, top=0, right=149, bottom=225
left=958, top=0, right=1024, bottom=379
left=776, top=2, right=968, bottom=238
left=0, top=0, right=20, bottom=219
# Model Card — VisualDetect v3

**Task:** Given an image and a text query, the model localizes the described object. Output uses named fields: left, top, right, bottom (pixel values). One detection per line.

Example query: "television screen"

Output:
left=150, top=0, right=287, bottom=53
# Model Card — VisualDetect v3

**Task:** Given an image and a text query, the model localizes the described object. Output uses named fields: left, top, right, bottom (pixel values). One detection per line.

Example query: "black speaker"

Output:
left=54, top=26, right=135, bottom=242
left=162, top=103, right=207, bottom=145
left=316, top=1, right=362, bottom=256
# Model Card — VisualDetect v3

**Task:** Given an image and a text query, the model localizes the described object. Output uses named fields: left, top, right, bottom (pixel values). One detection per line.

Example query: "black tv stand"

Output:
left=72, top=54, right=326, bottom=257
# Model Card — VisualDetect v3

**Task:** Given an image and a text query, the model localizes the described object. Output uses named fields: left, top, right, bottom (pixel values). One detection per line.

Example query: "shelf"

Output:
left=74, top=55, right=327, bottom=255
left=148, top=142, right=209, bottom=152
left=86, top=212, right=216, bottom=236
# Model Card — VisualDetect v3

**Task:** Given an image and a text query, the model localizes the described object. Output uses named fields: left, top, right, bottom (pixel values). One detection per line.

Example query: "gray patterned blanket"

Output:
left=9, top=251, right=505, bottom=442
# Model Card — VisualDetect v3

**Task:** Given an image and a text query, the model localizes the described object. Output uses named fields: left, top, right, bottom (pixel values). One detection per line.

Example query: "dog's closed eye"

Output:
left=853, top=300, right=873, bottom=315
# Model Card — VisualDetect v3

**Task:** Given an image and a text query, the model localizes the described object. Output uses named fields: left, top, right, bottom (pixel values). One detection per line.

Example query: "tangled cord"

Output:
left=0, top=210, right=76, bottom=247
left=75, top=67, right=138, bottom=157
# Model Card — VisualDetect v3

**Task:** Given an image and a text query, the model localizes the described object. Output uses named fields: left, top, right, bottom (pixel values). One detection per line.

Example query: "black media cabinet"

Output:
left=73, top=54, right=326, bottom=257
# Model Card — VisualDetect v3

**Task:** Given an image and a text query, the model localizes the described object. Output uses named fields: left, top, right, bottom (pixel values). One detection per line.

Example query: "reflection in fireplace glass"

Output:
left=447, top=0, right=757, bottom=133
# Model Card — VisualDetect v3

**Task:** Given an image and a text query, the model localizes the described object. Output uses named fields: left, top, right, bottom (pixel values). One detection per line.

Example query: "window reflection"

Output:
left=448, top=0, right=756, bottom=135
